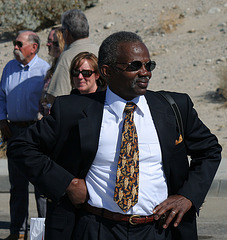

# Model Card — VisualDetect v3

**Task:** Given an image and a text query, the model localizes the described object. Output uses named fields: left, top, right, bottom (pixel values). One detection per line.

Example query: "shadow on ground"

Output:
left=198, top=237, right=213, bottom=239
left=203, top=89, right=226, bottom=104
left=0, top=221, right=10, bottom=229
left=0, top=31, right=15, bottom=44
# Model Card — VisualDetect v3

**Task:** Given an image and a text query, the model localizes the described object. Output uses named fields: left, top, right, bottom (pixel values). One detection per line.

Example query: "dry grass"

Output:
left=148, top=6, right=184, bottom=35
left=158, top=6, right=185, bottom=33
left=0, top=144, right=6, bottom=158
left=144, top=6, right=185, bottom=57
left=0, top=133, right=6, bottom=158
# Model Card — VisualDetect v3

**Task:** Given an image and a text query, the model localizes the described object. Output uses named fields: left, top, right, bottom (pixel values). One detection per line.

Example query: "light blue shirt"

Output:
left=0, top=55, right=50, bottom=121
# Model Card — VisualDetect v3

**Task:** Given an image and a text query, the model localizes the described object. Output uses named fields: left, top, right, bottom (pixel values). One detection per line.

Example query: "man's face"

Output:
left=46, top=30, right=55, bottom=56
left=107, top=41, right=152, bottom=101
left=13, top=32, right=36, bottom=65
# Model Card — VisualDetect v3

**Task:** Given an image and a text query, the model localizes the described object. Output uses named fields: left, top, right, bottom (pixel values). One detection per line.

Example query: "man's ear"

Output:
left=31, top=43, right=38, bottom=54
left=100, top=65, right=111, bottom=78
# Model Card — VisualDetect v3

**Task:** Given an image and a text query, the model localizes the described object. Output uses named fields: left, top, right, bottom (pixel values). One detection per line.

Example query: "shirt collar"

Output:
left=17, top=54, right=38, bottom=69
left=105, top=87, right=146, bottom=120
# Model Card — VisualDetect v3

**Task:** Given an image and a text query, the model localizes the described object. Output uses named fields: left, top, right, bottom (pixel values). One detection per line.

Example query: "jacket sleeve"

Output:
left=7, top=97, right=75, bottom=203
left=174, top=93, right=222, bottom=213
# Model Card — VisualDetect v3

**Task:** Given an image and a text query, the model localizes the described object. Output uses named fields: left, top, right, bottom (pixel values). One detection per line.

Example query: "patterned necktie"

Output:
left=114, top=102, right=139, bottom=212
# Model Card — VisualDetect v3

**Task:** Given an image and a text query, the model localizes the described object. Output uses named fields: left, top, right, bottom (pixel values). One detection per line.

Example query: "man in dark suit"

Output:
left=7, top=31, right=221, bottom=240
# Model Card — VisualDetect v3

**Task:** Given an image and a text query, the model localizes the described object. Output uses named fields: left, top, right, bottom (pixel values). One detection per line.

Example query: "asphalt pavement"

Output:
left=0, top=157, right=226, bottom=239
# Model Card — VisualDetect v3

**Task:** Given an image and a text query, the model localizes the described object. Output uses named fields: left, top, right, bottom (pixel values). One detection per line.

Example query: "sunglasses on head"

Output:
left=71, top=69, right=95, bottom=78
left=13, top=40, right=23, bottom=48
left=115, top=60, right=156, bottom=72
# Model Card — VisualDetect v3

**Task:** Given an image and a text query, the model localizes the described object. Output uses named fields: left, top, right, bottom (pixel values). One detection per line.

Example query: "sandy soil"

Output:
left=0, top=0, right=227, bottom=157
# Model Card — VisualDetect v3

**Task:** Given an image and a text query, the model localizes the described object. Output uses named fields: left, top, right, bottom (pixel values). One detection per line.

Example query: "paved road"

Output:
left=0, top=158, right=226, bottom=239
left=0, top=194, right=226, bottom=240
left=197, top=197, right=227, bottom=240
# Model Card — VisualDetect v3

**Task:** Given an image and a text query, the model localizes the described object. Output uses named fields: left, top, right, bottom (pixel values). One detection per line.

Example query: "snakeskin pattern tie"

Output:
left=114, top=102, right=139, bottom=212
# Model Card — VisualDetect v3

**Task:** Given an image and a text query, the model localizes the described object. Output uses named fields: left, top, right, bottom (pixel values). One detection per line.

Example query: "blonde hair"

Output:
left=55, top=28, right=65, bottom=53
left=45, top=27, right=65, bottom=80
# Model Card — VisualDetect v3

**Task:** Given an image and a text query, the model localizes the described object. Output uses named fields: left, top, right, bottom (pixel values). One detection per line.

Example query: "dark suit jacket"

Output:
left=7, top=90, right=221, bottom=240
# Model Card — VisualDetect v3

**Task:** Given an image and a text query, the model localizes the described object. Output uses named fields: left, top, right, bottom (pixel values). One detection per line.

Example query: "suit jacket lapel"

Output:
left=78, top=91, right=106, bottom=177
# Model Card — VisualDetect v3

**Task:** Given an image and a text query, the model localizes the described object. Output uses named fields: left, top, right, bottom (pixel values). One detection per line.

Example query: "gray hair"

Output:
left=61, top=9, right=89, bottom=40
left=28, top=34, right=40, bottom=53
left=98, top=31, right=143, bottom=71
left=18, top=30, right=40, bottom=53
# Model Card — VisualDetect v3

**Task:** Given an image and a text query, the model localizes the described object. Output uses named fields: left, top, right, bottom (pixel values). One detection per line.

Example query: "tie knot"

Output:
left=124, top=102, right=136, bottom=113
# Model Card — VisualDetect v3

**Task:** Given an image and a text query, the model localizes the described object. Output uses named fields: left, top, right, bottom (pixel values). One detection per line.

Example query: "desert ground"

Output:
left=0, top=0, right=227, bottom=157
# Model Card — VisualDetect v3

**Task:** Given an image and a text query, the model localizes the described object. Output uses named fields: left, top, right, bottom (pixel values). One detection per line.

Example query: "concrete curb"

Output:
left=0, top=176, right=35, bottom=193
left=1, top=176, right=226, bottom=197
left=0, top=176, right=226, bottom=197
left=1, top=158, right=226, bottom=197
left=207, top=179, right=227, bottom=197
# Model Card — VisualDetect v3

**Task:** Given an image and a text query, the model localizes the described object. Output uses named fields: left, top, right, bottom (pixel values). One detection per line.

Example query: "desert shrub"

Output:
left=0, top=133, right=6, bottom=158
left=158, top=6, right=185, bottom=33
left=0, top=0, right=98, bottom=32
left=147, top=6, right=185, bottom=35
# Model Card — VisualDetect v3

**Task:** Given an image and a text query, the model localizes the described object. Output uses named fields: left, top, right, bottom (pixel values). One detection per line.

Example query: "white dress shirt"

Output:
left=86, top=87, right=168, bottom=215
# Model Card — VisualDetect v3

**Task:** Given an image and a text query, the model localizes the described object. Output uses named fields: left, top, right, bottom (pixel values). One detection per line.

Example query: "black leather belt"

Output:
left=84, top=203, right=154, bottom=225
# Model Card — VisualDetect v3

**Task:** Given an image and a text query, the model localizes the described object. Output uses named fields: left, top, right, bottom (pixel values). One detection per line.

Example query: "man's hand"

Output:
left=153, top=195, right=192, bottom=229
left=66, top=178, right=89, bottom=206
left=0, top=119, right=12, bottom=141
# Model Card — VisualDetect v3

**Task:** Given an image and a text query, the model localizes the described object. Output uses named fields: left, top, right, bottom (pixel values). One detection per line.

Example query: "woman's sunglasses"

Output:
left=13, top=40, right=23, bottom=48
left=115, top=60, right=156, bottom=72
left=53, top=41, right=59, bottom=47
left=47, top=40, right=59, bottom=47
left=71, top=69, right=95, bottom=78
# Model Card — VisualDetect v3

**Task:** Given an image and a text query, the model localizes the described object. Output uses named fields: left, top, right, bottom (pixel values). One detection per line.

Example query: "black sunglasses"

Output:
left=13, top=40, right=23, bottom=48
left=47, top=40, right=59, bottom=47
left=116, top=60, right=156, bottom=72
left=71, top=69, right=95, bottom=78
left=53, top=41, right=59, bottom=47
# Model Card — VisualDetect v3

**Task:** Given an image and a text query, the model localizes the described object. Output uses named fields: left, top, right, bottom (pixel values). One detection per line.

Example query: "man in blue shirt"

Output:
left=0, top=30, right=50, bottom=240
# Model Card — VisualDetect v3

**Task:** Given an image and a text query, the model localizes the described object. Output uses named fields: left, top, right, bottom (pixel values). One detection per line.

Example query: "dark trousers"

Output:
left=7, top=124, right=46, bottom=235
left=72, top=210, right=172, bottom=240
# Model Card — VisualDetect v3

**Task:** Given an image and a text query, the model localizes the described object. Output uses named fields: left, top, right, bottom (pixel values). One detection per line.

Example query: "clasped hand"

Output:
left=66, top=178, right=88, bottom=206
